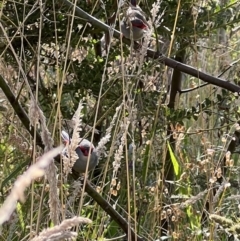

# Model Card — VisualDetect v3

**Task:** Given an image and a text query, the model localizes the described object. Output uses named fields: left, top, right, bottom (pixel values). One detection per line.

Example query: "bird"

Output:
left=120, top=19, right=148, bottom=40
left=61, top=130, right=98, bottom=173
left=120, top=0, right=150, bottom=40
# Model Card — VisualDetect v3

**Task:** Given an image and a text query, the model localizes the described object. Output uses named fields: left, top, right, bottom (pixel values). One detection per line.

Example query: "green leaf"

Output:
left=17, top=202, right=25, bottom=230
left=167, top=141, right=179, bottom=177
left=0, top=159, right=30, bottom=192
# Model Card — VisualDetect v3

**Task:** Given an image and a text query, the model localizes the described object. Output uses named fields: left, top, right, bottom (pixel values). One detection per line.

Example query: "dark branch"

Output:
left=85, top=180, right=144, bottom=241
left=0, top=74, right=43, bottom=148
left=180, top=82, right=209, bottom=93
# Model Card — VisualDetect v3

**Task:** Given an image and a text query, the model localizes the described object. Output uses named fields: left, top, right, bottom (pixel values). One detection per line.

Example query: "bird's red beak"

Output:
left=132, top=22, right=147, bottom=29
left=79, top=146, right=93, bottom=156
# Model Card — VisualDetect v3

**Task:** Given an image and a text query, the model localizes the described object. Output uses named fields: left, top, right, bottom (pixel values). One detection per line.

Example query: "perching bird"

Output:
left=61, top=130, right=98, bottom=173
left=120, top=0, right=150, bottom=40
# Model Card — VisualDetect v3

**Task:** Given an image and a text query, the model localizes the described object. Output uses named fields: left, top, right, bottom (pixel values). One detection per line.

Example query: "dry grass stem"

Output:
left=96, top=103, right=123, bottom=159
left=63, top=101, right=83, bottom=175
left=29, top=98, right=60, bottom=224
left=212, top=181, right=230, bottom=205
left=31, top=216, right=92, bottom=241
left=179, top=190, right=208, bottom=209
left=113, top=120, right=130, bottom=178
left=0, top=146, right=62, bottom=225
left=210, top=214, right=234, bottom=228
left=66, top=180, right=82, bottom=214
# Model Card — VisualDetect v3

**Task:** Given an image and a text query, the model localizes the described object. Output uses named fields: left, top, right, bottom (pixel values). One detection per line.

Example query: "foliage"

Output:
left=0, top=0, right=240, bottom=240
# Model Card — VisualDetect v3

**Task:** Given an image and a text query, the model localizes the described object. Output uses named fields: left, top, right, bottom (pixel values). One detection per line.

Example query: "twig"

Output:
left=180, top=58, right=240, bottom=93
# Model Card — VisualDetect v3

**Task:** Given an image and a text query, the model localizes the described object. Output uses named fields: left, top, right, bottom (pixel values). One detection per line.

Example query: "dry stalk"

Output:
left=31, top=216, right=92, bottom=241
left=29, top=99, right=60, bottom=225
left=0, top=146, right=62, bottom=226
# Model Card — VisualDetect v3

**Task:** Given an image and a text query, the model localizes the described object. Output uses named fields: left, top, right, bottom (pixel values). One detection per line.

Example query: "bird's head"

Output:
left=79, top=139, right=95, bottom=157
left=61, top=130, right=98, bottom=173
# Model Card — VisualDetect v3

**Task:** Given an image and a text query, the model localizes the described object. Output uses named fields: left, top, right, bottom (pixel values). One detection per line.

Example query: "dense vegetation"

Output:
left=0, top=0, right=240, bottom=240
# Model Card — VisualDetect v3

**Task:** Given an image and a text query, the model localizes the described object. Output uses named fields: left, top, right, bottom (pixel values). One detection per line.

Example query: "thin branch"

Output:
left=180, top=82, right=209, bottom=94
left=180, top=58, right=240, bottom=93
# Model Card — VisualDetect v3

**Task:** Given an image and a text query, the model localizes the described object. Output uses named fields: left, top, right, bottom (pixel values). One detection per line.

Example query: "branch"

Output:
left=85, top=180, right=144, bottom=241
left=180, top=82, right=209, bottom=94
left=179, top=58, right=240, bottom=93
left=61, top=0, right=240, bottom=94
left=0, top=74, right=43, bottom=148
